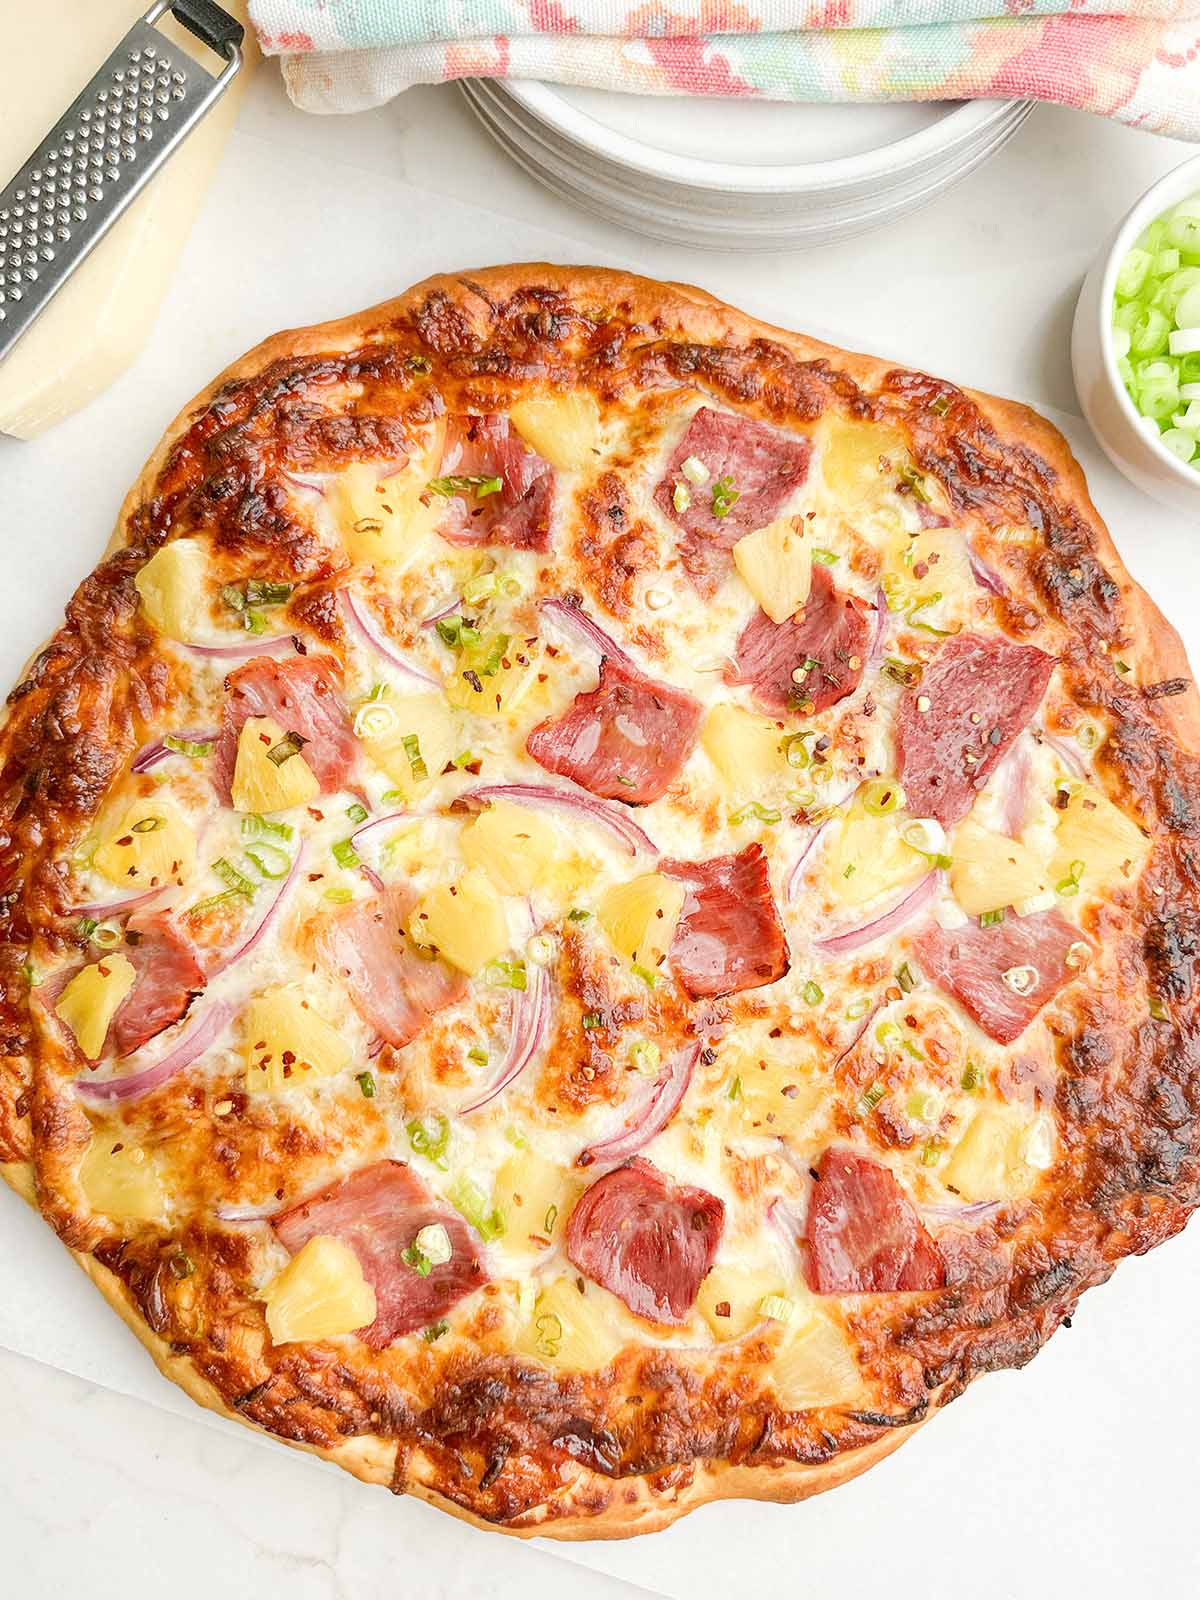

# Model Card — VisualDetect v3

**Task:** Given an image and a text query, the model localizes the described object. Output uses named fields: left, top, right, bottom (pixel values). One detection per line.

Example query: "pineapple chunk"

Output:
left=1049, top=783, right=1150, bottom=895
left=358, top=691, right=461, bottom=800
left=93, top=796, right=197, bottom=889
left=134, top=536, right=208, bottom=642
left=821, top=419, right=913, bottom=511
left=771, top=1309, right=863, bottom=1409
left=732, top=518, right=812, bottom=624
left=80, top=1135, right=166, bottom=1221
left=943, top=1103, right=1055, bottom=1202
left=697, top=1265, right=789, bottom=1342
left=880, top=520, right=972, bottom=614
left=515, top=1275, right=625, bottom=1372
left=55, top=954, right=137, bottom=1061
left=334, top=421, right=446, bottom=568
left=508, top=392, right=600, bottom=472
left=230, top=715, right=320, bottom=814
left=261, top=1235, right=376, bottom=1344
left=242, top=987, right=352, bottom=1093
left=950, top=819, right=1050, bottom=916
left=701, top=703, right=785, bottom=787
left=492, top=1150, right=580, bottom=1255
left=444, top=631, right=544, bottom=722
left=826, top=803, right=925, bottom=909
left=598, top=872, right=686, bottom=969
left=461, top=800, right=558, bottom=896
left=409, top=868, right=508, bottom=975
left=719, top=1025, right=827, bottom=1142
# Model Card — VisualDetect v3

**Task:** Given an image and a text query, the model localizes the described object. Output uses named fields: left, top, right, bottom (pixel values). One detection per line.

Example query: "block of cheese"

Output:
left=0, top=0, right=255, bottom=439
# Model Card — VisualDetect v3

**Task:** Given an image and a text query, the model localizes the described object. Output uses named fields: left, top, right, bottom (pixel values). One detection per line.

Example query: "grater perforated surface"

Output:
left=0, top=9, right=240, bottom=362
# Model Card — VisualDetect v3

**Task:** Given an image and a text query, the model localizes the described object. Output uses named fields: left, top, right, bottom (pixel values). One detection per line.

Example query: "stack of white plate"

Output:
left=460, top=79, right=1032, bottom=251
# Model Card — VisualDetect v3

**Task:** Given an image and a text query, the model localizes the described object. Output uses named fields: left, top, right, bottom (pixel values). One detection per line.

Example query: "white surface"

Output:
left=1073, top=151, right=1200, bottom=512
left=2, top=65, right=1199, bottom=1600
left=548, top=87, right=951, bottom=164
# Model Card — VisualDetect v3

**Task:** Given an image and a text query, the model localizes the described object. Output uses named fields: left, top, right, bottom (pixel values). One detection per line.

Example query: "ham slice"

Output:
left=725, top=564, right=870, bottom=715
left=805, top=1147, right=944, bottom=1294
left=526, top=656, right=702, bottom=806
left=566, top=1157, right=724, bottom=1325
left=661, top=843, right=790, bottom=998
left=211, top=654, right=358, bottom=803
left=273, top=1161, right=487, bottom=1347
left=654, top=406, right=812, bottom=594
left=434, top=414, right=553, bottom=551
left=914, top=909, right=1080, bottom=1045
left=110, top=912, right=205, bottom=1058
left=895, top=633, right=1055, bottom=826
left=315, top=885, right=466, bottom=1049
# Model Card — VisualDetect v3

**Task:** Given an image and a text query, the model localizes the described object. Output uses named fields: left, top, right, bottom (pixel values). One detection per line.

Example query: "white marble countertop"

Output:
left=2, top=64, right=1198, bottom=1600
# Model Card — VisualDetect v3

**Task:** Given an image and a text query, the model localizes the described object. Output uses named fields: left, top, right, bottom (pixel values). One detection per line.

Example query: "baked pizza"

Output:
left=2, top=264, right=1198, bottom=1539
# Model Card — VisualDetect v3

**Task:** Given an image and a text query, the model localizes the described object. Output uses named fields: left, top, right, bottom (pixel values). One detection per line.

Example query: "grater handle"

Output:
left=0, top=2, right=244, bottom=366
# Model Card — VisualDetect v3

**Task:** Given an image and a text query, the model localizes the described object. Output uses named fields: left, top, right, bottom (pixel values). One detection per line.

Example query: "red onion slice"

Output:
left=421, top=597, right=461, bottom=629
left=814, top=870, right=938, bottom=957
left=462, top=783, right=658, bottom=858
left=280, top=469, right=328, bottom=498
left=131, top=728, right=219, bottom=774
left=866, top=586, right=889, bottom=668
left=831, top=995, right=885, bottom=1070
left=351, top=809, right=411, bottom=852
left=70, top=886, right=170, bottom=920
left=785, top=818, right=832, bottom=903
left=460, top=961, right=551, bottom=1115
left=215, top=1200, right=279, bottom=1223
left=965, top=537, right=1008, bottom=597
left=340, top=588, right=441, bottom=687
left=539, top=596, right=639, bottom=674
left=577, top=1041, right=700, bottom=1168
left=921, top=1199, right=1004, bottom=1226
left=766, top=1194, right=808, bottom=1263
left=75, top=1000, right=234, bottom=1106
left=997, top=738, right=1033, bottom=839
left=206, top=841, right=306, bottom=977
left=184, top=634, right=298, bottom=661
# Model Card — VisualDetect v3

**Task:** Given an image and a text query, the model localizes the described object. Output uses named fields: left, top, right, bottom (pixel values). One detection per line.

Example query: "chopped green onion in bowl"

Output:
left=1111, top=190, right=1200, bottom=471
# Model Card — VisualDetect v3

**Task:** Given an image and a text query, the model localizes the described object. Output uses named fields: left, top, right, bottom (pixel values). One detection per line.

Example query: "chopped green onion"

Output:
left=979, top=907, right=1006, bottom=927
left=929, top=395, right=951, bottom=417
left=346, top=802, right=368, bottom=825
left=861, top=777, right=904, bottom=816
left=220, top=583, right=246, bottom=614
left=449, top=1176, right=505, bottom=1241
left=402, top=1242, right=433, bottom=1277
left=467, top=1045, right=489, bottom=1067
left=245, top=843, right=291, bottom=880
left=422, top=1319, right=448, bottom=1342
left=461, top=571, right=499, bottom=604
left=881, top=656, right=922, bottom=687
left=759, top=1294, right=795, bottom=1324
left=401, top=731, right=428, bottom=780
left=436, top=614, right=482, bottom=650
left=332, top=838, right=361, bottom=871
left=631, top=963, right=663, bottom=989
left=1148, top=994, right=1171, bottom=1022
left=479, top=632, right=511, bottom=678
left=781, top=732, right=810, bottom=769
left=427, top=474, right=503, bottom=498
left=245, top=579, right=294, bottom=607
left=672, top=481, right=691, bottom=514
left=896, top=961, right=917, bottom=993
left=802, top=980, right=824, bottom=1006
left=853, top=1081, right=886, bottom=1119
left=130, top=815, right=165, bottom=834
left=907, top=1088, right=939, bottom=1122
left=729, top=800, right=781, bottom=826
left=920, top=1139, right=943, bottom=1167
left=810, top=546, right=838, bottom=565
left=681, top=454, right=710, bottom=485
left=534, top=1311, right=563, bottom=1358
left=164, top=735, right=214, bottom=759
left=323, top=886, right=354, bottom=904
left=357, top=1071, right=376, bottom=1098
left=961, top=1061, right=984, bottom=1093
left=581, top=1010, right=603, bottom=1031
left=76, top=916, right=98, bottom=939
left=414, top=1223, right=452, bottom=1266
left=1056, top=858, right=1086, bottom=897
left=844, top=996, right=871, bottom=1021
left=630, top=1039, right=660, bottom=1077
left=266, top=731, right=306, bottom=767
left=710, top=475, right=740, bottom=519
left=406, top=1112, right=450, bottom=1168
left=727, top=1074, right=743, bottom=1102
left=212, top=857, right=255, bottom=898
left=486, top=959, right=527, bottom=991
left=567, top=908, right=591, bottom=923
left=899, top=465, right=932, bottom=503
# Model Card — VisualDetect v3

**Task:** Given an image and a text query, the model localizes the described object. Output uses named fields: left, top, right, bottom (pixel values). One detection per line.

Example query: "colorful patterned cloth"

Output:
left=249, top=2, right=1200, bottom=138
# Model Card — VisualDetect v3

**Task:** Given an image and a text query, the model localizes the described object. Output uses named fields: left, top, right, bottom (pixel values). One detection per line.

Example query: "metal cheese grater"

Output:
left=0, top=0, right=244, bottom=364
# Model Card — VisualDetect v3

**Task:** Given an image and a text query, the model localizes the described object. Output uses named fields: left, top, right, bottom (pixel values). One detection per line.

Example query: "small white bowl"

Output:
left=1072, top=153, right=1200, bottom=514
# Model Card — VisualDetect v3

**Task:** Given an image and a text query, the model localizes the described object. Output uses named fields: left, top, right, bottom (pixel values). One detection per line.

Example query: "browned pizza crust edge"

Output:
left=2, top=263, right=1196, bottom=1539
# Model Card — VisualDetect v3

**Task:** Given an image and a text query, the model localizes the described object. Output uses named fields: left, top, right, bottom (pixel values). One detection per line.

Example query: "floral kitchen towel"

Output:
left=248, top=2, right=1200, bottom=137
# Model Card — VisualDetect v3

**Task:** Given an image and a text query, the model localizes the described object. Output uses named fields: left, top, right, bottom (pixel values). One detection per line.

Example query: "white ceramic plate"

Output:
left=462, top=80, right=1032, bottom=250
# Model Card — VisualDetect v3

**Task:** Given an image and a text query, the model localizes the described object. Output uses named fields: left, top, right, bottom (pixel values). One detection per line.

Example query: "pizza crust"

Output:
left=2, top=263, right=1196, bottom=1539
